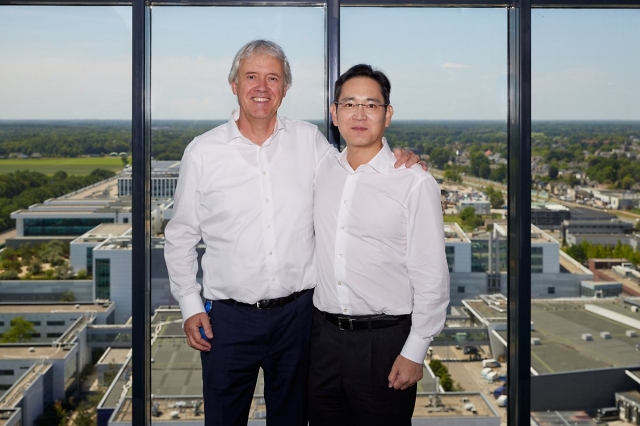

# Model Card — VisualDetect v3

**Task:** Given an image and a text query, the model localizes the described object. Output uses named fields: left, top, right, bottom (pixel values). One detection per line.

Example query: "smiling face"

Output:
left=230, top=51, right=288, bottom=130
left=331, top=76, right=393, bottom=152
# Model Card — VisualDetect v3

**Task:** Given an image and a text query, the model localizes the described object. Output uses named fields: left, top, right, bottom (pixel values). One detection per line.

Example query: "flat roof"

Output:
left=63, top=178, right=118, bottom=200
left=0, top=302, right=112, bottom=314
left=76, top=223, right=132, bottom=240
left=491, top=299, right=640, bottom=373
left=559, top=252, right=592, bottom=275
left=413, top=393, right=497, bottom=418
left=0, top=345, right=73, bottom=360
left=97, top=348, right=131, bottom=366
left=0, top=364, right=52, bottom=409
left=568, top=207, right=616, bottom=220
left=443, top=224, right=469, bottom=243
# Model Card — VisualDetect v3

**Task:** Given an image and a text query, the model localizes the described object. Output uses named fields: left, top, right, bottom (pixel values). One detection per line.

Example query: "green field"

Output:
left=0, top=157, right=125, bottom=175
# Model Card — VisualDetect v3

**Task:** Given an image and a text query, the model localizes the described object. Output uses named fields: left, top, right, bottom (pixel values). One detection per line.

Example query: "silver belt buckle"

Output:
left=338, top=317, right=354, bottom=331
left=256, top=301, right=262, bottom=309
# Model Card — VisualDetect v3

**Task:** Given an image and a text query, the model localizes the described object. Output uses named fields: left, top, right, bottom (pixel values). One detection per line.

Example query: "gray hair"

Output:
left=228, top=40, right=292, bottom=89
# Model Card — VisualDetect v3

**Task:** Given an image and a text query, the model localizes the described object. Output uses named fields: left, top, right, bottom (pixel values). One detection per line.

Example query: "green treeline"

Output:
left=0, top=121, right=131, bottom=157
left=0, top=169, right=115, bottom=233
left=2, top=120, right=639, bottom=187
left=563, top=240, right=640, bottom=266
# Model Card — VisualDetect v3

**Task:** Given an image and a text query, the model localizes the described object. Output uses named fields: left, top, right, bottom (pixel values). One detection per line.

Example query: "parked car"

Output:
left=497, top=395, right=507, bottom=407
left=463, top=345, right=479, bottom=355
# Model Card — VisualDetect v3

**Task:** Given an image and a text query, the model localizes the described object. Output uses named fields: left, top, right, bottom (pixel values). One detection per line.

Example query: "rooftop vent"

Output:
left=28, top=347, right=35, bottom=352
left=626, top=330, right=638, bottom=338
left=581, top=333, right=593, bottom=341
left=170, top=411, right=179, bottom=419
left=531, top=337, right=541, bottom=345
left=600, top=331, right=611, bottom=339
left=75, top=304, right=80, bottom=309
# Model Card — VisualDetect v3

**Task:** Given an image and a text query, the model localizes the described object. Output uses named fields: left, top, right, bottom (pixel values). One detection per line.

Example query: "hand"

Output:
left=393, top=148, right=428, bottom=171
left=184, top=312, right=213, bottom=352
left=387, top=355, right=423, bottom=390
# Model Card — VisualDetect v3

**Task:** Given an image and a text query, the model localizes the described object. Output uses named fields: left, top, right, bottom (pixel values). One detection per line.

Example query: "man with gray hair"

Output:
left=165, top=40, right=422, bottom=425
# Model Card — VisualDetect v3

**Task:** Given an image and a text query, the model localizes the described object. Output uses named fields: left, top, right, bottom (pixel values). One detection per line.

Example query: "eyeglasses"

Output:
left=335, top=102, right=389, bottom=113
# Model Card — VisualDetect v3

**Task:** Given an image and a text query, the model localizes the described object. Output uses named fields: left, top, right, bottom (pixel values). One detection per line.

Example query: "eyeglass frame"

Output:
left=334, top=101, right=390, bottom=113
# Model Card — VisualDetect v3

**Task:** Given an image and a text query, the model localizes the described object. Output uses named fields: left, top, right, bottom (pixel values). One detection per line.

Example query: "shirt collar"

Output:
left=338, top=137, right=394, bottom=175
left=226, top=109, right=288, bottom=145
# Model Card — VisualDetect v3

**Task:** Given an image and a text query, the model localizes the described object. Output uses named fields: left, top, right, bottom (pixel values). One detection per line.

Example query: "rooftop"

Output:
left=488, top=298, right=640, bottom=374
left=0, top=302, right=112, bottom=314
left=0, top=345, right=73, bottom=361
left=0, top=363, right=52, bottom=409
left=443, top=223, right=470, bottom=243
left=73, top=223, right=132, bottom=243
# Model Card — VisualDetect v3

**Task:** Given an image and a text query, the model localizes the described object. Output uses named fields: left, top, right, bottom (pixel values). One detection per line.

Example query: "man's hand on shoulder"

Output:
left=393, top=147, right=428, bottom=171
left=184, top=312, right=213, bottom=352
left=388, top=354, right=424, bottom=391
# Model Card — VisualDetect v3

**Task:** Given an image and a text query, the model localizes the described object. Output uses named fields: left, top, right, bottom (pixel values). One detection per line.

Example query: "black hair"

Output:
left=334, top=64, right=391, bottom=106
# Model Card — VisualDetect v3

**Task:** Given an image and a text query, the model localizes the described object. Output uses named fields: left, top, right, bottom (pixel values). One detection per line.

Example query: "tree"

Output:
left=0, top=317, right=36, bottom=343
left=71, top=400, right=95, bottom=426
left=548, top=164, right=559, bottom=180
left=29, top=260, right=43, bottom=275
left=76, top=269, right=88, bottom=279
left=443, top=168, right=462, bottom=183
left=489, top=164, right=507, bottom=183
left=61, top=291, right=76, bottom=302
left=54, top=263, right=73, bottom=280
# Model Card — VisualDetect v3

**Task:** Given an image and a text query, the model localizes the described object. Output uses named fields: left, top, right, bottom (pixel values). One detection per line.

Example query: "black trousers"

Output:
left=200, top=289, right=314, bottom=426
left=308, top=308, right=417, bottom=426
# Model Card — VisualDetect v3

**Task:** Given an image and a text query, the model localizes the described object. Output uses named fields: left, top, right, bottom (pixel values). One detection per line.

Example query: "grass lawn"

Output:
left=0, top=157, right=125, bottom=175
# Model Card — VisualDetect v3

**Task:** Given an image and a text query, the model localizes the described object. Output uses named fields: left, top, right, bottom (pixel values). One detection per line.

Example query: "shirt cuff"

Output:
left=178, top=292, right=206, bottom=328
left=400, top=331, right=431, bottom=364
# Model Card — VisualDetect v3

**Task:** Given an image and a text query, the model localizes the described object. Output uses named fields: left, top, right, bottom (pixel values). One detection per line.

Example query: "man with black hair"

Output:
left=309, top=64, right=450, bottom=426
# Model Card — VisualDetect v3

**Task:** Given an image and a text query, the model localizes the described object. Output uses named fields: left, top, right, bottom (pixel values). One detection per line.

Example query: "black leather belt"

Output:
left=218, top=289, right=311, bottom=310
left=319, top=310, right=409, bottom=331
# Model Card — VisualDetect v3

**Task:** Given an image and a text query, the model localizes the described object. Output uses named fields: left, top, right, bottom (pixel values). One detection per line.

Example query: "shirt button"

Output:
left=343, top=309, right=348, bottom=313
left=267, top=225, right=271, bottom=228
left=269, top=252, right=272, bottom=256
left=343, top=200, right=347, bottom=204
left=265, top=198, right=270, bottom=203
left=272, top=278, right=276, bottom=281
left=341, top=227, right=345, bottom=231
left=338, top=281, right=341, bottom=285
left=263, top=172, right=267, bottom=176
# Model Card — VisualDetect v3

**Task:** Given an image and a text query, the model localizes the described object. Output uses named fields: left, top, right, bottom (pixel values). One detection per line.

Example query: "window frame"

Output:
left=2, top=0, right=639, bottom=425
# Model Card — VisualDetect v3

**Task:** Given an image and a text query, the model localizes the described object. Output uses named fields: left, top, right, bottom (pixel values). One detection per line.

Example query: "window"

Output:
left=458, top=286, right=466, bottom=293
left=86, top=247, right=93, bottom=275
left=47, top=333, right=63, bottom=338
left=29, top=321, right=41, bottom=326
left=0, top=370, right=14, bottom=376
left=531, top=246, right=543, bottom=274
left=547, top=287, right=555, bottom=295
left=47, top=321, right=65, bottom=326
left=95, top=258, right=111, bottom=300
left=445, top=246, right=455, bottom=273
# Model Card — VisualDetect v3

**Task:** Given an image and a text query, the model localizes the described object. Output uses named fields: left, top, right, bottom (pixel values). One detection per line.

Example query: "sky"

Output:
left=0, top=6, right=639, bottom=121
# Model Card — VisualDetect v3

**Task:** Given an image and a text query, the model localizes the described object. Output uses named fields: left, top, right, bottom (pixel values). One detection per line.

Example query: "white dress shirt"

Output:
left=165, top=110, right=334, bottom=322
left=313, top=139, right=450, bottom=364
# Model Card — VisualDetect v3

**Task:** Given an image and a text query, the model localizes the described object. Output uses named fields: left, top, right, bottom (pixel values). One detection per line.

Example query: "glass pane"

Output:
left=0, top=3, right=131, bottom=420
left=150, top=6, right=324, bottom=424
left=531, top=9, right=640, bottom=423
left=342, top=7, right=508, bottom=422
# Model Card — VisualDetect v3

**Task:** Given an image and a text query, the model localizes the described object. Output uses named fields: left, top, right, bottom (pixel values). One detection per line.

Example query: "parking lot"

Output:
left=430, top=345, right=507, bottom=426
